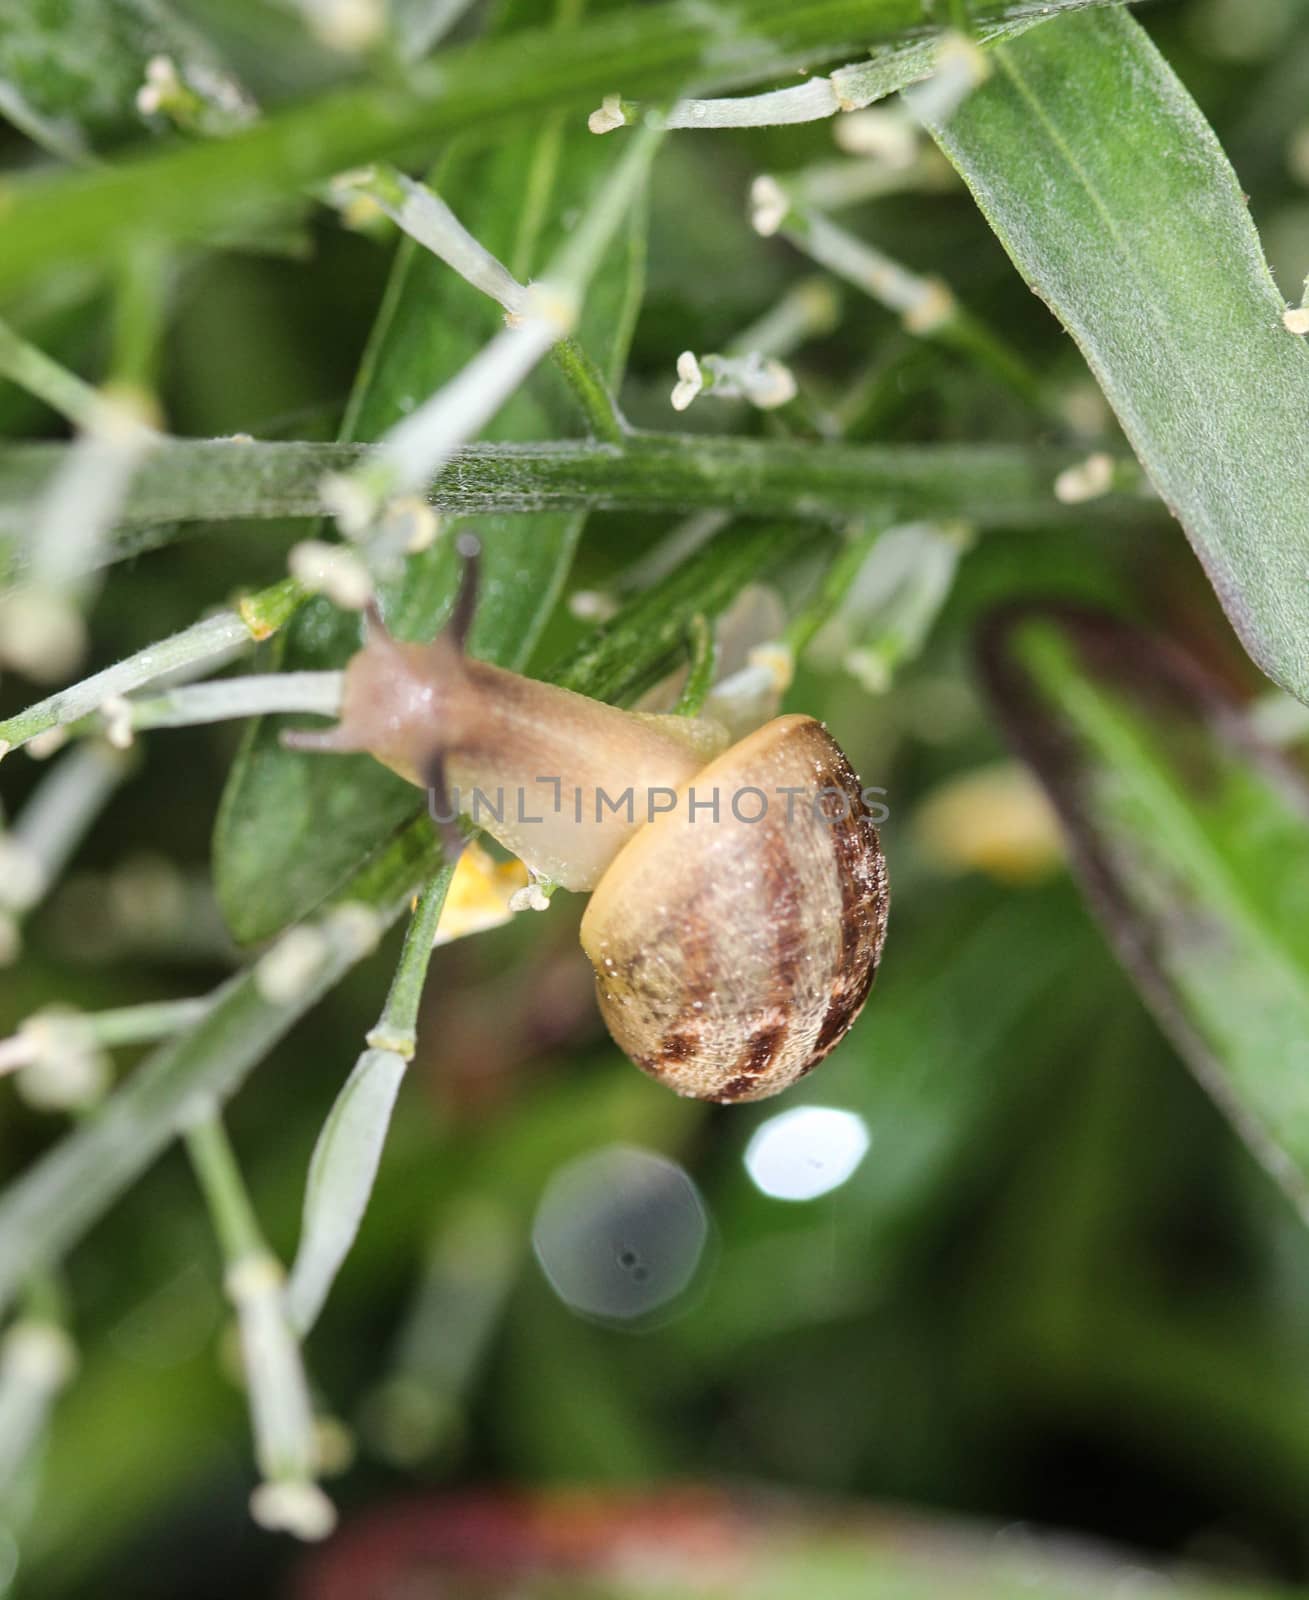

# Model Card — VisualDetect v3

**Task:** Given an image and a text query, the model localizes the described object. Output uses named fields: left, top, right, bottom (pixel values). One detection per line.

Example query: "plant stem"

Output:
left=185, top=1111, right=265, bottom=1266
left=340, top=156, right=639, bottom=456
left=551, top=520, right=820, bottom=704
left=367, top=870, right=454, bottom=1057
left=672, top=615, right=717, bottom=716
left=105, top=672, right=345, bottom=736
left=0, top=998, right=215, bottom=1078
left=185, top=1108, right=330, bottom=1532
left=110, top=244, right=171, bottom=401
left=785, top=519, right=887, bottom=654
left=337, top=122, right=661, bottom=519
left=727, top=276, right=841, bottom=360
left=0, top=744, right=132, bottom=926
left=770, top=198, right=1044, bottom=407
left=84, top=997, right=217, bottom=1046
left=785, top=157, right=955, bottom=213
left=341, top=163, right=527, bottom=315
left=0, top=435, right=1151, bottom=573
left=613, top=510, right=730, bottom=596
left=0, top=578, right=306, bottom=756
left=0, top=319, right=104, bottom=432
left=0, top=1302, right=76, bottom=1498
left=550, top=337, right=627, bottom=443
left=285, top=869, right=453, bottom=1334
left=0, top=615, right=248, bottom=755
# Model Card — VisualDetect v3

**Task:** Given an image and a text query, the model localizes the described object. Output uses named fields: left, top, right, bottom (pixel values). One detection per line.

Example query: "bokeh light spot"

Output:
left=744, top=1106, right=871, bottom=1201
left=532, top=1145, right=709, bottom=1323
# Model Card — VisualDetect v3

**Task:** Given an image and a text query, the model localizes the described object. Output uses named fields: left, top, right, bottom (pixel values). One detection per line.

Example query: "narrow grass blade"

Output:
left=980, top=605, right=1309, bottom=1222
left=928, top=9, right=1309, bottom=703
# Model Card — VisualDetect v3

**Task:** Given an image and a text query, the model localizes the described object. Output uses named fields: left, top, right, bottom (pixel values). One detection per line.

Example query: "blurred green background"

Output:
left=7, top=0, right=1309, bottom=1595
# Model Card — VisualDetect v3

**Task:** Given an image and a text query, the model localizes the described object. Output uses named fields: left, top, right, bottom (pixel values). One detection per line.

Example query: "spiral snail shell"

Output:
left=285, top=546, right=889, bottom=1102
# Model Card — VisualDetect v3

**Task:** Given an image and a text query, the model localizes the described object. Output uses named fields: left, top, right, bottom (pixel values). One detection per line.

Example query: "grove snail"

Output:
left=284, top=542, right=889, bottom=1102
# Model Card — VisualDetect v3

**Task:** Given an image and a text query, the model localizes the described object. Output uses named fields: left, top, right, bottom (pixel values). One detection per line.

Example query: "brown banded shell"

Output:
left=579, top=715, right=889, bottom=1103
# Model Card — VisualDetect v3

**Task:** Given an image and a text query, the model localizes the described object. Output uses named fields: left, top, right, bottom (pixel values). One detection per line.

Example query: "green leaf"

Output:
left=0, top=0, right=1128, bottom=299
left=927, top=9, right=1309, bottom=704
left=212, top=3, right=648, bottom=944
left=980, top=605, right=1309, bottom=1223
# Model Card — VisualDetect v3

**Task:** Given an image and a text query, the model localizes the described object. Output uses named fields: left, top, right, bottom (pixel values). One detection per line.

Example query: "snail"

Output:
left=284, top=541, right=889, bottom=1103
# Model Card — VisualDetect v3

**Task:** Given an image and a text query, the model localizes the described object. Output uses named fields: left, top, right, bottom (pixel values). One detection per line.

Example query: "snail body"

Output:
left=286, top=559, right=889, bottom=1102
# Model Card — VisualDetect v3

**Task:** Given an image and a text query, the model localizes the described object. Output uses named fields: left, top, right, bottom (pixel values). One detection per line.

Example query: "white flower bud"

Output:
left=288, top=540, right=374, bottom=611
left=588, top=95, right=628, bottom=135
left=749, top=175, right=789, bottom=237
left=249, top=1479, right=337, bottom=1541
left=670, top=351, right=704, bottom=412
left=1054, top=451, right=1116, bottom=505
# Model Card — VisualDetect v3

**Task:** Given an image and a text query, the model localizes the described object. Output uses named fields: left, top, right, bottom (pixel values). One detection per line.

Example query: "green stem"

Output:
left=20, top=1268, right=66, bottom=1326
left=672, top=615, right=717, bottom=716
left=185, top=1108, right=326, bottom=1514
left=106, top=673, right=344, bottom=735
left=0, top=319, right=105, bottom=432
left=110, top=244, right=171, bottom=400
left=785, top=519, right=886, bottom=654
left=551, top=520, right=820, bottom=703
left=776, top=203, right=1045, bottom=409
left=0, top=580, right=304, bottom=755
left=550, top=337, right=628, bottom=443
left=367, top=868, right=455, bottom=1057
left=184, top=1111, right=266, bottom=1265
left=0, top=998, right=214, bottom=1078
left=0, top=435, right=1150, bottom=575
left=342, top=121, right=662, bottom=512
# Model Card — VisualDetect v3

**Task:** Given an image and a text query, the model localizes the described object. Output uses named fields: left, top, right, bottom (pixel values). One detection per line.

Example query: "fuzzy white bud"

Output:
left=249, top=1480, right=337, bottom=1541
left=288, top=540, right=374, bottom=610
left=588, top=95, right=628, bottom=135
left=749, top=175, right=790, bottom=237
left=100, top=696, right=135, bottom=750
left=1054, top=451, right=1116, bottom=505
left=670, top=350, right=704, bottom=412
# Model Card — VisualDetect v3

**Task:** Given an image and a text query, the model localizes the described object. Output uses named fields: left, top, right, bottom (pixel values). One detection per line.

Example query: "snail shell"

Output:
left=580, top=714, right=888, bottom=1102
